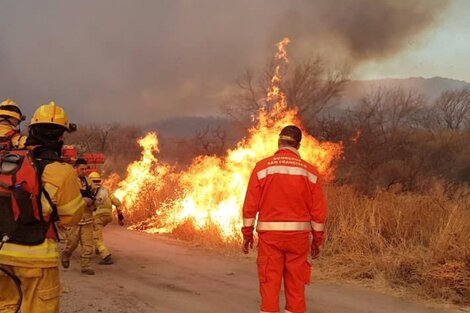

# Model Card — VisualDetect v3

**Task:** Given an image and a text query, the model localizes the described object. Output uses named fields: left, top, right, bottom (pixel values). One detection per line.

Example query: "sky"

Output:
left=355, top=0, right=470, bottom=81
left=0, top=0, right=467, bottom=124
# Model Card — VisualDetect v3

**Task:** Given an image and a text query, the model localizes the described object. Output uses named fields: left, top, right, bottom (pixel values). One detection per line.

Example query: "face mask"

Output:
left=0, top=118, right=19, bottom=130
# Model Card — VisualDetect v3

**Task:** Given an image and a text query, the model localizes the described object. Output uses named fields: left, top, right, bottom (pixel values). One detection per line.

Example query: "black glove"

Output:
left=118, top=213, right=124, bottom=226
left=80, top=189, right=96, bottom=201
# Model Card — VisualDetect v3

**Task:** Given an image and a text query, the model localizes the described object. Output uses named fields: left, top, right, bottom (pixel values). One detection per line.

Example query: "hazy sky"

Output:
left=355, top=0, right=470, bottom=81
left=0, top=0, right=466, bottom=124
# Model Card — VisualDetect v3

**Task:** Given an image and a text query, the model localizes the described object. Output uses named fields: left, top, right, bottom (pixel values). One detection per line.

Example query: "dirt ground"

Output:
left=59, top=225, right=465, bottom=313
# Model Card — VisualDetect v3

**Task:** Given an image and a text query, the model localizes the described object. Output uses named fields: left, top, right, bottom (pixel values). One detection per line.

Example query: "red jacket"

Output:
left=242, top=147, right=326, bottom=233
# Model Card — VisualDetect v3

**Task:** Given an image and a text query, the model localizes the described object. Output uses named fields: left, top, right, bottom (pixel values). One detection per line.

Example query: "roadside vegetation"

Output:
left=66, top=59, right=470, bottom=306
left=322, top=185, right=470, bottom=305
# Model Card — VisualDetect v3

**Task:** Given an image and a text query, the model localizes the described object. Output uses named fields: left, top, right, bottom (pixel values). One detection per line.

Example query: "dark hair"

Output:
left=279, top=125, right=302, bottom=147
left=74, top=158, right=88, bottom=167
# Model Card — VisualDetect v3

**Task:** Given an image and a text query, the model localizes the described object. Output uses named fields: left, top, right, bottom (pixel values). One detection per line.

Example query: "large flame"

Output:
left=114, top=38, right=342, bottom=241
left=114, top=133, right=173, bottom=209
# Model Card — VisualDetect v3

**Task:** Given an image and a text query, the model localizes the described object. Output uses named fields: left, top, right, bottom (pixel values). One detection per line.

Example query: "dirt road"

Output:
left=60, top=225, right=458, bottom=313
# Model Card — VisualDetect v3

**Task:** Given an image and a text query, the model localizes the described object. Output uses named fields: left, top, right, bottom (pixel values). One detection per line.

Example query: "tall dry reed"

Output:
left=320, top=184, right=470, bottom=305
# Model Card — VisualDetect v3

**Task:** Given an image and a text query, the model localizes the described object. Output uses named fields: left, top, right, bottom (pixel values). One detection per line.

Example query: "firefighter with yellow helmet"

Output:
left=0, top=99, right=27, bottom=149
left=0, top=101, right=85, bottom=313
left=89, top=171, right=124, bottom=265
left=61, top=158, right=97, bottom=275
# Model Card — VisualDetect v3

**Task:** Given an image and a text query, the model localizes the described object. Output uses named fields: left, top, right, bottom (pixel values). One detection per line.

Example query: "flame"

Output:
left=267, top=37, right=290, bottom=108
left=114, top=133, right=172, bottom=208
left=114, top=38, right=342, bottom=241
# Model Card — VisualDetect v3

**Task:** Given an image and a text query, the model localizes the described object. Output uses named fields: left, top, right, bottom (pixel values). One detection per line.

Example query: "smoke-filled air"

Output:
left=112, top=38, right=341, bottom=240
left=1, top=1, right=469, bottom=311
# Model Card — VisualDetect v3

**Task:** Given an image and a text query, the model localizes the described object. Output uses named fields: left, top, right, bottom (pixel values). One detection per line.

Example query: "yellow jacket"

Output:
left=0, top=162, right=85, bottom=268
left=78, top=176, right=96, bottom=225
left=0, top=123, right=27, bottom=149
left=94, top=187, right=122, bottom=217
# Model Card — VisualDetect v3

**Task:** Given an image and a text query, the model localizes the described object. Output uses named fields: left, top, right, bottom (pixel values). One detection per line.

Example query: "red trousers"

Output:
left=257, top=231, right=311, bottom=313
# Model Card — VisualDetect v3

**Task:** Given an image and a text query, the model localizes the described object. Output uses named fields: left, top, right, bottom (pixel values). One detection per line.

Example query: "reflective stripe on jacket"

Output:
left=242, top=147, right=326, bottom=232
left=0, top=162, right=85, bottom=268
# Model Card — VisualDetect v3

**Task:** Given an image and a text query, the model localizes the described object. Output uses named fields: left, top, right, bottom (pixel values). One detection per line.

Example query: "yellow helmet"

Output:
left=0, top=99, right=26, bottom=122
left=30, top=101, right=77, bottom=132
left=88, top=171, right=102, bottom=183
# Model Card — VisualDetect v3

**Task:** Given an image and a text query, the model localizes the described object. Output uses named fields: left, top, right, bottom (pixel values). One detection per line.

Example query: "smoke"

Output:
left=0, top=0, right=451, bottom=124
left=274, top=0, right=450, bottom=64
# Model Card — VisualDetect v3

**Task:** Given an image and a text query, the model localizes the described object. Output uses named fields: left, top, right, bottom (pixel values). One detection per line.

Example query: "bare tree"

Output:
left=433, top=88, right=470, bottom=129
left=223, top=69, right=264, bottom=124
left=65, top=125, right=100, bottom=153
left=352, top=87, right=424, bottom=132
left=284, top=59, right=347, bottom=123
left=103, top=124, right=141, bottom=156
left=223, top=57, right=348, bottom=127
left=66, top=123, right=135, bottom=153
left=66, top=123, right=142, bottom=175
left=337, top=87, right=428, bottom=193
left=193, top=125, right=227, bottom=156
left=95, top=124, right=112, bottom=152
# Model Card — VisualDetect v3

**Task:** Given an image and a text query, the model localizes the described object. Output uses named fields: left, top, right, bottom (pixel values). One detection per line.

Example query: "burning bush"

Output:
left=112, top=38, right=342, bottom=242
left=104, top=38, right=469, bottom=306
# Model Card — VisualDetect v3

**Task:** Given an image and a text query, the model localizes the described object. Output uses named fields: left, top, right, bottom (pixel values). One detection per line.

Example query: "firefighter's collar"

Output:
left=277, top=146, right=300, bottom=157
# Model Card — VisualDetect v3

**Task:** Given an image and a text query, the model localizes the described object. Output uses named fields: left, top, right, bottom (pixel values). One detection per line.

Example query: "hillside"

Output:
left=341, top=76, right=470, bottom=105
left=146, top=77, right=470, bottom=138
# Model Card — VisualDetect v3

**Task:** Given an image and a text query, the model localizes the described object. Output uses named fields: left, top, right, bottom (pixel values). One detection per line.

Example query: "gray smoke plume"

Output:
left=0, top=0, right=451, bottom=124
left=273, top=0, right=450, bottom=64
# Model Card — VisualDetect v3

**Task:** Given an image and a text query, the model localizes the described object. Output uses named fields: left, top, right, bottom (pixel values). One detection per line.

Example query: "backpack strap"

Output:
left=41, top=186, right=60, bottom=242
left=35, top=157, right=61, bottom=242
left=4, top=130, right=18, bottom=138
left=0, top=130, right=18, bottom=150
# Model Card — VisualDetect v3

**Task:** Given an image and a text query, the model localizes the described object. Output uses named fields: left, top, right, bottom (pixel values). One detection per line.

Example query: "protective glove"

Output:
left=118, top=212, right=125, bottom=226
left=241, top=226, right=254, bottom=254
left=81, top=189, right=96, bottom=201
left=311, top=230, right=324, bottom=259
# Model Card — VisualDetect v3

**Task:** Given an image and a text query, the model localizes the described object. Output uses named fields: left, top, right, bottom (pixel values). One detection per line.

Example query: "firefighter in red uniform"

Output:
left=241, top=125, right=327, bottom=313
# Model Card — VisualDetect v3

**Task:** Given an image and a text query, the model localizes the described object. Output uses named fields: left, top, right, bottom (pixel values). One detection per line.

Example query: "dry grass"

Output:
left=170, top=220, right=240, bottom=251
left=131, top=218, right=241, bottom=255
left=120, top=176, right=181, bottom=225
left=124, top=181, right=470, bottom=306
left=319, top=184, right=470, bottom=305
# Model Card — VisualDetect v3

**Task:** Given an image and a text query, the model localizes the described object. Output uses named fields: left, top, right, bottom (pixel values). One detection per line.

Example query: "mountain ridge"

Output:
left=147, top=77, right=470, bottom=137
left=341, top=76, right=470, bottom=104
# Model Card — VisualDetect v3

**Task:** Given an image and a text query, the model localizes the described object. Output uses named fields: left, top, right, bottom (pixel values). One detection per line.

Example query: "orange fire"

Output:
left=114, top=133, right=173, bottom=209
left=114, top=38, right=342, bottom=241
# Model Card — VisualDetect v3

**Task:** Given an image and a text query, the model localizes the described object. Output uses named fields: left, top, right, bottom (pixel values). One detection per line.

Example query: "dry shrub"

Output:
left=124, top=179, right=241, bottom=252
left=122, top=172, right=469, bottom=305
left=170, top=220, right=239, bottom=251
left=131, top=217, right=240, bottom=253
left=123, top=175, right=180, bottom=225
left=321, top=184, right=470, bottom=305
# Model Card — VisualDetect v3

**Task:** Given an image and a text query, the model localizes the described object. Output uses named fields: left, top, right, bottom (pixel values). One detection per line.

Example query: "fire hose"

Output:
left=0, top=235, right=23, bottom=313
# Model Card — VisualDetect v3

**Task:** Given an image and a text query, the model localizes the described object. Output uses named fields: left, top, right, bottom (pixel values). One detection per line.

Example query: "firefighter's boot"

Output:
left=99, top=254, right=113, bottom=265
left=81, top=268, right=95, bottom=275
left=61, top=253, right=70, bottom=269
